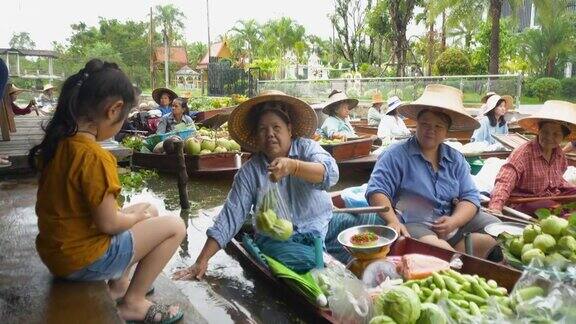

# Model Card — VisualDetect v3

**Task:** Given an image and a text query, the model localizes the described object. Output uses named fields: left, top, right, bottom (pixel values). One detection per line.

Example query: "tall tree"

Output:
left=229, top=19, right=262, bottom=60
left=260, top=17, right=307, bottom=59
left=9, top=32, right=36, bottom=50
left=330, top=0, right=374, bottom=71
left=387, top=0, right=419, bottom=76
left=154, top=4, right=186, bottom=84
left=367, top=0, right=392, bottom=65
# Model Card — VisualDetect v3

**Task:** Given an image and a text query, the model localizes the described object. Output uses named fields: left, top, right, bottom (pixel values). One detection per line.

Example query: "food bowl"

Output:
left=337, top=225, right=398, bottom=256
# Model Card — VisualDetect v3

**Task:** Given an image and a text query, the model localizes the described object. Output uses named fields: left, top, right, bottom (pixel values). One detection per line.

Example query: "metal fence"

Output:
left=258, top=74, right=523, bottom=107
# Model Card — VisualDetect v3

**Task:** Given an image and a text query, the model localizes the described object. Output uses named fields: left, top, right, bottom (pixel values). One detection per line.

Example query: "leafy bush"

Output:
left=531, top=77, right=561, bottom=101
left=561, top=77, right=576, bottom=100
left=435, top=48, right=471, bottom=76
left=523, top=76, right=537, bottom=97
left=359, top=63, right=386, bottom=77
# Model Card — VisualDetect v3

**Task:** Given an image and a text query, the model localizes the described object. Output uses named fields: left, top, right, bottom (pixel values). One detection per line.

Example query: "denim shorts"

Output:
left=66, top=230, right=134, bottom=281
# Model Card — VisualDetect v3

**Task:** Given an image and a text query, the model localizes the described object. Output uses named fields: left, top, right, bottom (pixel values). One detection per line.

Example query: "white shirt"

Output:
left=377, top=115, right=411, bottom=139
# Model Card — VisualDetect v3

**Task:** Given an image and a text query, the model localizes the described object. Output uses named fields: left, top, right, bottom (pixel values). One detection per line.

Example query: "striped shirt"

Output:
left=489, top=139, right=574, bottom=210
left=207, top=137, right=339, bottom=248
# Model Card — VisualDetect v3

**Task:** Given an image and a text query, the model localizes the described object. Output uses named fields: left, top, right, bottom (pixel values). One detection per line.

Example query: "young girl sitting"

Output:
left=29, top=59, right=186, bottom=324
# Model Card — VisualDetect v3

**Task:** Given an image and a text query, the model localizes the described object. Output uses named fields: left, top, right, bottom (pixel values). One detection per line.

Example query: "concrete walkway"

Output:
left=0, top=179, right=205, bottom=324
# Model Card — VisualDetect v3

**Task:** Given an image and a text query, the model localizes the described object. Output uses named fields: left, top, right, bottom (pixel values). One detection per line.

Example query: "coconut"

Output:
left=184, top=138, right=201, bottom=155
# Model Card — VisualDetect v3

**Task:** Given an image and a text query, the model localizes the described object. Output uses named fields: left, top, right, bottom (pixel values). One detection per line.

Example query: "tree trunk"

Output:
left=488, top=0, right=503, bottom=74
left=441, top=11, right=446, bottom=51
left=428, top=23, right=434, bottom=76
left=546, top=58, right=555, bottom=77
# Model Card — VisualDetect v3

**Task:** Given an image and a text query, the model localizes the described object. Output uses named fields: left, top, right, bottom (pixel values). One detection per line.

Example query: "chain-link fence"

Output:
left=258, top=75, right=523, bottom=108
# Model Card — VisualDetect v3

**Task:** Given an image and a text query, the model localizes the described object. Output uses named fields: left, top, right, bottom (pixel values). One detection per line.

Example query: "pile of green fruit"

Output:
left=254, top=189, right=293, bottom=241
left=317, top=138, right=345, bottom=145
left=183, top=137, right=241, bottom=155
left=500, top=214, right=576, bottom=272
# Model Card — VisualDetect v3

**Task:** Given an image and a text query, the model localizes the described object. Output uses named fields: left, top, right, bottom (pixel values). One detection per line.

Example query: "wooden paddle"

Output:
left=479, top=194, right=533, bottom=221
left=332, top=206, right=390, bottom=214
left=508, top=194, right=576, bottom=204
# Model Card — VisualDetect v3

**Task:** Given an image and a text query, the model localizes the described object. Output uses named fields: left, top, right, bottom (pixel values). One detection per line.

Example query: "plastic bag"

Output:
left=253, top=181, right=294, bottom=241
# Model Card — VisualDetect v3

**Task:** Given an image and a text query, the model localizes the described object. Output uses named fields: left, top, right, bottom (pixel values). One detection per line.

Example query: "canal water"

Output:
left=125, top=171, right=367, bottom=323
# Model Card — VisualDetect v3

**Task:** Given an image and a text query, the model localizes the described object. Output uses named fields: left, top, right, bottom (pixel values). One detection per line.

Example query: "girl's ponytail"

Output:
left=29, top=59, right=135, bottom=170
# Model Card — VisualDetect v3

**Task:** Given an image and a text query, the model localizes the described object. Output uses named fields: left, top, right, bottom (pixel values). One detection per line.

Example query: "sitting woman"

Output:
left=320, top=90, right=358, bottom=140
left=156, top=98, right=195, bottom=134
left=331, top=85, right=500, bottom=261
left=151, top=87, right=177, bottom=116
left=489, top=100, right=576, bottom=216
left=173, top=90, right=339, bottom=279
left=367, top=92, right=384, bottom=126
left=471, top=94, right=512, bottom=145
left=377, top=96, right=411, bottom=139
left=8, top=84, right=38, bottom=116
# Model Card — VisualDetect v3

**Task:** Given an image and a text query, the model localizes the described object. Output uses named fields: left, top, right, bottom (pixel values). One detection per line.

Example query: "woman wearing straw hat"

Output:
left=320, top=90, right=358, bottom=140
left=376, top=95, right=411, bottom=139
left=367, top=92, right=384, bottom=126
left=152, top=87, right=178, bottom=116
left=363, top=84, right=500, bottom=257
left=471, top=94, right=513, bottom=146
left=173, top=90, right=339, bottom=280
left=7, top=83, right=38, bottom=116
left=37, top=83, right=57, bottom=109
left=489, top=100, right=576, bottom=216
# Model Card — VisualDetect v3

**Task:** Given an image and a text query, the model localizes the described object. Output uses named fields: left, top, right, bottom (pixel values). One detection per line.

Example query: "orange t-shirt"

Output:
left=36, top=134, right=121, bottom=277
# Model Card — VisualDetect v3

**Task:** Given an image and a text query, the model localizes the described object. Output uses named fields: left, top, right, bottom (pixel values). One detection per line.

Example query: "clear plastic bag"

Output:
left=253, top=181, right=294, bottom=241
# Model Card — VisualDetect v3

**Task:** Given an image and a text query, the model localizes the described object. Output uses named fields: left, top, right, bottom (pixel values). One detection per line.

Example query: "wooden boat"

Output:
left=194, top=106, right=235, bottom=123
left=353, top=124, right=378, bottom=136
left=131, top=151, right=250, bottom=176
left=320, top=136, right=376, bottom=162
left=225, top=228, right=523, bottom=323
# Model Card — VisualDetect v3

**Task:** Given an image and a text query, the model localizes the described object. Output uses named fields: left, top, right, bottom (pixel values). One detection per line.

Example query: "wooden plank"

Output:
left=493, top=133, right=530, bottom=150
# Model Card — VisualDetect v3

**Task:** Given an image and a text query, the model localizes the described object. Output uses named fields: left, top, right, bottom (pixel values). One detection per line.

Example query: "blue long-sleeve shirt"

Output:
left=471, top=116, right=508, bottom=145
left=207, top=137, right=339, bottom=248
left=366, top=136, right=480, bottom=224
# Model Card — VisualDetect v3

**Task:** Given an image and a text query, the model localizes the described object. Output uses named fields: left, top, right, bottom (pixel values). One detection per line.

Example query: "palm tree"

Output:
left=154, top=4, right=186, bottom=85
left=230, top=19, right=262, bottom=59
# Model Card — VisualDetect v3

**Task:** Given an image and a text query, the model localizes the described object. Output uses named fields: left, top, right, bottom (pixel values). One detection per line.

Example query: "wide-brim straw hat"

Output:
left=483, top=94, right=514, bottom=115
left=397, top=84, right=480, bottom=131
left=152, top=88, right=178, bottom=105
left=8, top=84, right=27, bottom=96
left=228, top=90, right=318, bottom=152
left=518, top=100, right=576, bottom=141
left=481, top=91, right=497, bottom=103
left=372, top=92, right=384, bottom=104
left=386, top=96, right=402, bottom=115
left=43, top=84, right=55, bottom=91
left=322, top=90, right=359, bottom=115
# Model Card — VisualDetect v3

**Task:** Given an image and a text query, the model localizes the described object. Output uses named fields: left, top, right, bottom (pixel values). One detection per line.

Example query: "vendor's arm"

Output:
left=156, top=116, right=168, bottom=134
left=489, top=157, right=523, bottom=212
left=365, top=149, right=410, bottom=236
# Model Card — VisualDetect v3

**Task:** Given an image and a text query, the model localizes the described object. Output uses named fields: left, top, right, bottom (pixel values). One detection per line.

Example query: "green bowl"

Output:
left=466, top=157, right=484, bottom=175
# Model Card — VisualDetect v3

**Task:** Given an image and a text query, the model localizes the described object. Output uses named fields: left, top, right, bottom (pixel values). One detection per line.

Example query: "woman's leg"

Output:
left=117, top=216, right=186, bottom=321
left=418, top=235, right=455, bottom=251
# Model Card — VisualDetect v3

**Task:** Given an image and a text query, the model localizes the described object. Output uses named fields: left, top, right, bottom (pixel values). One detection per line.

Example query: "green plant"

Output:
left=531, top=77, right=561, bottom=101
left=118, top=169, right=158, bottom=191
left=435, top=48, right=471, bottom=76
left=560, top=77, right=576, bottom=100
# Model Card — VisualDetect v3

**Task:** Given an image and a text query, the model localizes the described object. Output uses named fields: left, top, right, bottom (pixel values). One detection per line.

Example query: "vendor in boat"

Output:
left=320, top=90, right=358, bottom=140
left=339, top=85, right=500, bottom=259
left=36, top=84, right=57, bottom=109
left=489, top=100, right=576, bottom=216
left=471, top=94, right=512, bottom=146
left=377, top=95, right=411, bottom=139
left=367, top=92, right=384, bottom=126
left=7, top=84, right=38, bottom=116
left=173, top=90, right=339, bottom=280
left=156, top=97, right=195, bottom=134
left=151, top=87, right=177, bottom=116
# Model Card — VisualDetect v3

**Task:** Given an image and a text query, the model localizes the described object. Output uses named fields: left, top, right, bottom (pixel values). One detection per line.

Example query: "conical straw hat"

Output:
left=372, top=92, right=384, bottom=104
left=322, top=90, right=359, bottom=115
left=518, top=100, right=576, bottom=140
left=152, top=87, right=178, bottom=105
left=228, top=90, right=317, bottom=152
left=397, top=84, right=480, bottom=131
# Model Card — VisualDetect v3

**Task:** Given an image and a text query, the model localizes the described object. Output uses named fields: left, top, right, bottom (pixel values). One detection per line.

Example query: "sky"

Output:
left=1, top=0, right=338, bottom=49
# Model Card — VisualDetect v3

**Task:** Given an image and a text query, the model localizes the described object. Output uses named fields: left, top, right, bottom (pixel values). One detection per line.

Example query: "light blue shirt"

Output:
left=366, top=136, right=480, bottom=224
left=320, top=116, right=357, bottom=138
left=471, top=116, right=508, bottom=145
left=158, top=106, right=172, bottom=116
left=207, top=138, right=339, bottom=248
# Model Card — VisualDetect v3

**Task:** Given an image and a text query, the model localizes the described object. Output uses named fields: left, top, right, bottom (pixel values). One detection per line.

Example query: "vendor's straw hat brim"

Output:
left=398, top=84, right=480, bottom=131
left=517, top=100, right=576, bottom=141
left=228, top=90, right=318, bottom=152
left=481, top=92, right=497, bottom=104
left=43, top=84, right=55, bottom=91
left=152, top=88, right=178, bottom=105
left=322, top=91, right=359, bottom=115
left=8, top=84, right=28, bottom=95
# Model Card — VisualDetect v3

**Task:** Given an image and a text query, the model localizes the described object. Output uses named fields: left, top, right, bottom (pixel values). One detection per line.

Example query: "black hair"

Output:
left=487, top=99, right=506, bottom=127
left=417, top=109, right=452, bottom=129
left=538, top=121, right=571, bottom=138
left=29, top=59, right=136, bottom=169
left=248, top=101, right=292, bottom=136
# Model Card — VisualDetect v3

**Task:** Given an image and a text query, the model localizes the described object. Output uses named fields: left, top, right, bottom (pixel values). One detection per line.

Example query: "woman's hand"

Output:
left=172, top=259, right=208, bottom=281
left=268, top=157, right=297, bottom=182
left=122, top=203, right=158, bottom=221
left=387, top=220, right=411, bottom=237
left=332, top=133, right=347, bottom=141
left=431, top=216, right=459, bottom=239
